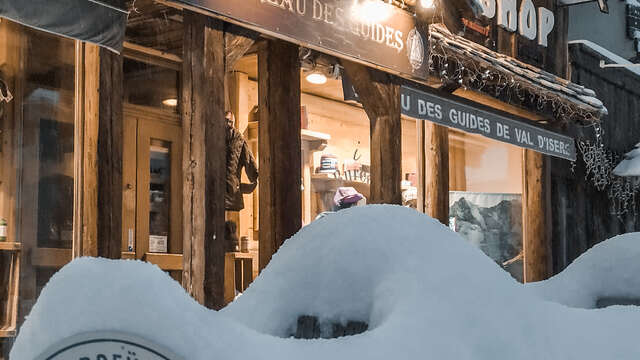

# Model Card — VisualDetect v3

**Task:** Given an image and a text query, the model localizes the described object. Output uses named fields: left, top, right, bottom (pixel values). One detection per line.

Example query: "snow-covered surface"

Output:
left=12, top=205, right=640, bottom=359
left=569, top=39, right=640, bottom=78
left=613, top=143, right=640, bottom=176
left=526, top=232, right=640, bottom=308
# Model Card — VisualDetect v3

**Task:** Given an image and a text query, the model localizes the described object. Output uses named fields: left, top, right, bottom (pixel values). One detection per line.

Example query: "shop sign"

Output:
left=401, top=86, right=576, bottom=160
left=176, top=0, right=429, bottom=81
left=34, top=331, right=184, bottom=360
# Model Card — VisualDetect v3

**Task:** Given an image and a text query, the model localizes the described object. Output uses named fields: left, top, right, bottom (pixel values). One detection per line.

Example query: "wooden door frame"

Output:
left=122, top=104, right=183, bottom=272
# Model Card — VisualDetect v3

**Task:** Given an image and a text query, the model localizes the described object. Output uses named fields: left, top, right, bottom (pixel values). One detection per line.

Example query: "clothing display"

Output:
left=225, top=121, right=258, bottom=211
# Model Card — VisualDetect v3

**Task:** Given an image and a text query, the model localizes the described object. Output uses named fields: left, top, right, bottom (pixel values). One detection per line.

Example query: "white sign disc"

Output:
left=34, top=331, right=184, bottom=360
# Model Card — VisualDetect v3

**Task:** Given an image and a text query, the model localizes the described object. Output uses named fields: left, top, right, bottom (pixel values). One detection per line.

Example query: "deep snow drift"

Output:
left=11, top=205, right=640, bottom=359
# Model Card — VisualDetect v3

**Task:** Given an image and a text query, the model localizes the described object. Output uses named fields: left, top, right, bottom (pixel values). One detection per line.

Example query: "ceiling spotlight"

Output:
left=306, top=72, right=327, bottom=85
left=162, top=98, right=178, bottom=107
left=352, top=0, right=391, bottom=23
left=420, top=0, right=435, bottom=8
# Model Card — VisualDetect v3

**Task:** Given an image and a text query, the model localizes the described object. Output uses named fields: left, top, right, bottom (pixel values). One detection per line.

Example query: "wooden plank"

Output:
left=122, top=41, right=182, bottom=71
left=223, top=252, right=235, bottom=304
left=81, top=43, right=100, bottom=258
left=144, top=253, right=183, bottom=271
left=424, top=123, right=449, bottom=225
left=224, top=24, right=258, bottom=73
left=341, top=60, right=402, bottom=204
left=0, top=243, right=21, bottom=251
left=31, top=249, right=72, bottom=268
left=182, top=11, right=227, bottom=309
left=258, top=40, right=302, bottom=271
left=97, top=48, right=124, bottom=259
left=522, top=149, right=551, bottom=282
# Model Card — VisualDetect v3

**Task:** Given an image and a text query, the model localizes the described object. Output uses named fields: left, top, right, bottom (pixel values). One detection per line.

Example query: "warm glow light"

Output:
left=162, top=98, right=178, bottom=107
left=306, top=72, right=327, bottom=85
left=351, top=0, right=391, bottom=23
left=420, top=0, right=435, bottom=8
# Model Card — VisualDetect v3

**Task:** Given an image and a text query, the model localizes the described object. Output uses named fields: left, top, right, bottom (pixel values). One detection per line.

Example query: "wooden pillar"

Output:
left=523, top=149, right=552, bottom=282
left=182, top=12, right=226, bottom=309
left=341, top=61, right=401, bottom=204
left=73, top=42, right=100, bottom=258
left=97, top=48, right=123, bottom=259
left=258, top=40, right=301, bottom=271
left=421, top=123, right=449, bottom=224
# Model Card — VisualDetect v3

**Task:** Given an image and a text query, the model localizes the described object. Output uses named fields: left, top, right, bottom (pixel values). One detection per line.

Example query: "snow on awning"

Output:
left=429, top=24, right=606, bottom=125
left=0, top=0, right=127, bottom=53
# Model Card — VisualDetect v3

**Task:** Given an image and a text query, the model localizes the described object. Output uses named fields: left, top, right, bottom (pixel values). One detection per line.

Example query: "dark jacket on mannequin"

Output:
left=225, top=121, right=258, bottom=211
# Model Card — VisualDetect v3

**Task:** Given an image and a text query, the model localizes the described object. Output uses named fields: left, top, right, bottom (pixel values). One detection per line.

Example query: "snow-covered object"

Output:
left=613, top=142, right=640, bottom=176
left=526, top=232, right=640, bottom=308
left=11, top=205, right=640, bottom=359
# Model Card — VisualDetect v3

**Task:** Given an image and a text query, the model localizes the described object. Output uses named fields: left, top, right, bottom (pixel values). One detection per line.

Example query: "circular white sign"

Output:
left=35, top=331, right=184, bottom=360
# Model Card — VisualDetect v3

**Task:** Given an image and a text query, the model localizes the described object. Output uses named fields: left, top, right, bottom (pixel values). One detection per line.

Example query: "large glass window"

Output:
left=0, top=21, right=77, bottom=337
left=449, top=130, right=524, bottom=281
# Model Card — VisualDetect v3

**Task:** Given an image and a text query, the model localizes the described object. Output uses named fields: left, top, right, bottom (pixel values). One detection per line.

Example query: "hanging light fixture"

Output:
left=351, top=0, right=392, bottom=22
left=420, top=0, right=435, bottom=8
left=162, top=98, right=178, bottom=107
left=305, top=72, right=328, bottom=85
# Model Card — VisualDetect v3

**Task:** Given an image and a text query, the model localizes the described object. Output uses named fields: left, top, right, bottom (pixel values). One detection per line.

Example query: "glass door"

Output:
left=122, top=110, right=182, bottom=280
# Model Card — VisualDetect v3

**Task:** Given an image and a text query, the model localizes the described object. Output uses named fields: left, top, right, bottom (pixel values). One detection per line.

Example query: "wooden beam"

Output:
left=31, top=249, right=72, bottom=268
left=73, top=43, right=100, bottom=258
left=182, top=11, right=227, bottom=309
left=523, top=150, right=552, bottom=282
left=341, top=60, right=402, bottom=205
left=424, top=123, right=449, bottom=224
left=224, top=24, right=258, bottom=73
left=258, top=39, right=302, bottom=271
left=97, top=48, right=123, bottom=259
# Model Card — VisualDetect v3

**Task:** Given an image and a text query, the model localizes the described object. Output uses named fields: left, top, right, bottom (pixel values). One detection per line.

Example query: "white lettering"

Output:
left=480, top=0, right=496, bottom=18
left=518, top=0, right=537, bottom=40
left=418, top=99, right=427, bottom=115
left=497, top=0, right=517, bottom=32
left=281, top=0, right=294, bottom=11
left=401, top=94, right=411, bottom=111
left=537, top=7, right=554, bottom=47
left=324, top=3, right=334, bottom=24
left=296, top=0, right=306, bottom=15
left=313, top=0, right=322, bottom=20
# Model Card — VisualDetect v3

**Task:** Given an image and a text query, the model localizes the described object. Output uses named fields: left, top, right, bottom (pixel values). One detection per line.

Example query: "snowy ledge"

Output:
left=11, top=205, right=640, bottom=359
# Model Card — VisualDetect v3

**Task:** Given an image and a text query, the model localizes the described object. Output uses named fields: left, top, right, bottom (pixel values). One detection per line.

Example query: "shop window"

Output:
left=123, top=58, right=180, bottom=112
left=300, top=75, right=371, bottom=222
left=448, top=130, right=524, bottom=282
left=401, top=117, right=418, bottom=209
left=0, top=20, right=77, bottom=332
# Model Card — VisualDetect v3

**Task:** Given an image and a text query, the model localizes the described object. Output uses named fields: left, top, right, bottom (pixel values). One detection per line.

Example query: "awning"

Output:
left=0, top=0, right=127, bottom=52
left=429, top=24, right=607, bottom=125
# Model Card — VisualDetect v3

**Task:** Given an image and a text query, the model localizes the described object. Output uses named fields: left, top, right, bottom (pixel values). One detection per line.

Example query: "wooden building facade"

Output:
left=0, top=0, right=607, bottom=356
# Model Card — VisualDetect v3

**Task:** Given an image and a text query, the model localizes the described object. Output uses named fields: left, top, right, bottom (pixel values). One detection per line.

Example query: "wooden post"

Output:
left=258, top=40, right=301, bottom=271
left=182, top=12, right=226, bottom=309
left=72, top=42, right=100, bottom=258
left=523, top=149, right=552, bottom=282
left=341, top=60, right=401, bottom=204
left=423, top=123, right=449, bottom=224
left=97, top=48, right=123, bottom=259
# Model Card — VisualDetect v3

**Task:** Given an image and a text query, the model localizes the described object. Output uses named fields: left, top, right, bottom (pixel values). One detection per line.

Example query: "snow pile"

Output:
left=527, top=232, right=640, bottom=308
left=613, top=142, right=640, bottom=177
left=11, top=205, right=640, bottom=360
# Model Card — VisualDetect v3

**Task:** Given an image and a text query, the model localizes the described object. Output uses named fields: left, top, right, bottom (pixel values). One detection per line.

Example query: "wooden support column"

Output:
left=341, top=61, right=401, bottom=204
left=97, top=48, right=123, bottom=259
left=258, top=40, right=301, bottom=271
left=523, top=149, right=552, bottom=282
left=182, top=12, right=226, bottom=309
left=420, top=122, right=449, bottom=225
left=73, top=42, right=100, bottom=258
